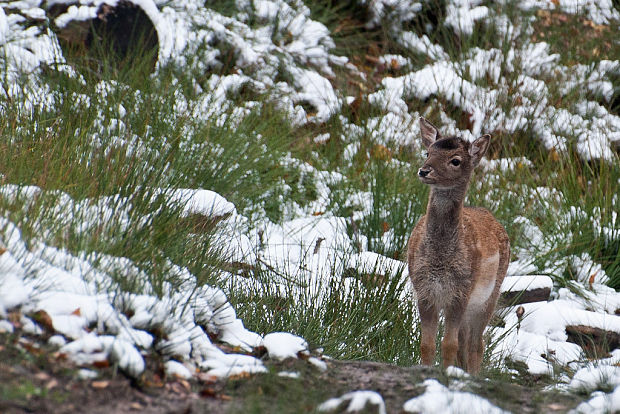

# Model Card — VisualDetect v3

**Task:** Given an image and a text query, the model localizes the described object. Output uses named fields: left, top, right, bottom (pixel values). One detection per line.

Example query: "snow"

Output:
left=318, top=390, right=386, bottom=414
left=165, top=360, right=193, bottom=379
left=308, top=356, right=328, bottom=372
left=262, top=332, right=308, bottom=360
left=446, top=366, right=470, bottom=379
left=570, top=387, right=620, bottom=414
left=403, top=379, right=508, bottom=413
left=0, top=319, right=13, bottom=333
left=77, top=368, right=99, bottom=380
left=166, top=188, right=236, bottom=218
left=500, top=275, right=553, bottom=293
left=278, top=371, right=300, bottom=379
left=569, top=365, right=620, bottom=393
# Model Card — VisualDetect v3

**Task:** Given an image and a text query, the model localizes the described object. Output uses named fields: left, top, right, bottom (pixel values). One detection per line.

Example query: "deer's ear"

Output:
left=419, top=117, right=441, bottom=148
left=469, top=134, right=491, bottom=166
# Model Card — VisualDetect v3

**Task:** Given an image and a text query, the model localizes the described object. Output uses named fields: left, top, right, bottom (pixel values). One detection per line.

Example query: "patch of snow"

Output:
left=318, top=390, right=386, bottom=414
left=500, top=275, right=553, bottom=294
left=0, top=319, right=13, bottom=333
left=446, top=366, right=470, bottom=379
left=308, top=357, right=328, bottom=372
left=262, top=332, right=308, bottom=360
left=570, top=386, right=620, bottom=414
left=569, top=365, right=620, bottom=393
left=165, top=360, right=193, bottom=379
left=403, top=379, right=508, bottom=413
left=278, top=371, right=300, bottom=379
left=77, top=368, right=99, bottom=380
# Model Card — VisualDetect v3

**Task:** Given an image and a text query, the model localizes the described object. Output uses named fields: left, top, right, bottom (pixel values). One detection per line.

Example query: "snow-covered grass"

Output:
left=0, top=0, right=619, bottom=411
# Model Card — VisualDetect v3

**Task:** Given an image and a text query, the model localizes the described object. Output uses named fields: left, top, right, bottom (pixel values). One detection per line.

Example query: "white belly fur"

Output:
left=466, top=252, right=500, bottom=312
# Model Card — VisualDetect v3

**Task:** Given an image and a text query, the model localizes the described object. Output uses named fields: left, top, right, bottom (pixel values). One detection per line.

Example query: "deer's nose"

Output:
left=418, top=168, right=431, bottom=177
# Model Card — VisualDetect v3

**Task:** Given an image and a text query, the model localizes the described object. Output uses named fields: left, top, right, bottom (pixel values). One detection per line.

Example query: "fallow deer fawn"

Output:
left=407, top=118, right=510, bottom=374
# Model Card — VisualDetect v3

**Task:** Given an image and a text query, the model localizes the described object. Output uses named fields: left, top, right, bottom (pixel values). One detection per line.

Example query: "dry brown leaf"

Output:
left=93, top=359, right=111, bottom=368
left=588, top=271, right=598, bottom=286
left=91, top=380, right=110, bottom=389
left=34, top=372, right=51, bottom=381
left=20, top=340, right=43, bottom=355
left=178, top=379, right=191, bottom=391
left=516, top=306, right=525, bottom=320
left=45, top=379, right=59, bottom=390
left=228, top=372, right=252, bottom=381
left=169, top=382, right=189, bottom=394
left=32, top=310, right=55, bottom=332
left=71, top=308, right=82, bottom=316
left=196, top=372, right=218, bottom=384
left=200, top=387, right=217, bottom=398
left=129, top=402, right=144, bottom=410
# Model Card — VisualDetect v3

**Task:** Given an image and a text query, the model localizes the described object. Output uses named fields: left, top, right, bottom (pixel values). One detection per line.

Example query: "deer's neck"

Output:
left=425, top=187, right=466, bottom=242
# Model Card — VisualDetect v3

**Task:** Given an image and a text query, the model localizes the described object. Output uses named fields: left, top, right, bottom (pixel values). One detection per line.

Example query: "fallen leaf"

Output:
left=200, top=387, right=218, bottom=398
left=516, top=306, right=525, bottom=320
left=32, top=310, right=55, bottom=332
left=169, top=382, right=189, bottom=394
left=34, top=372, right=51, bottom=381
left=196, top=373, right=218, bottom=384
left=93, top=359, right=110, bottom=368
left=45, top=379, right=59, bottom=390
left=228, top=372, right=252, bottom=381
left=129, top=402, right=144, bottom=411
left=20, top=340, right=43, bottom=355
left=143, top=374, right=164, bottom=388
left=588, top=271, right=598, bottom=286
left=91, top=380, right=110, bottom=389
left=0, top=247, right=6, bottom=255
left=178, top=379, right=191, bottom=391
left=53, top=352, right=68, bottom=361
left=71, top=308, right=81, bottom=316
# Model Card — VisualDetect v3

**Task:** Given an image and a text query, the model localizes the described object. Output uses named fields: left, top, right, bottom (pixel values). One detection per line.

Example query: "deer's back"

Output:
left=461, top=207, right=509, bottom=258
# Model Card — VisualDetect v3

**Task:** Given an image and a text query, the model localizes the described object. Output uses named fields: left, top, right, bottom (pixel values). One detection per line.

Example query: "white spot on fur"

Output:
left=467, top=252, right=500, bottom=312
left=468, top=280, right=494, bottom=309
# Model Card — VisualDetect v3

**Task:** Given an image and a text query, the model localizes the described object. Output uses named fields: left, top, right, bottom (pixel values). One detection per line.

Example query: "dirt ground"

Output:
left=0, top=332, right=584, bottom=414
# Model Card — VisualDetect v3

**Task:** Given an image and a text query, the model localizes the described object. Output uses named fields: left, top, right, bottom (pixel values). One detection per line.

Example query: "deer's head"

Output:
left=417, top=117, right=490, bottom=189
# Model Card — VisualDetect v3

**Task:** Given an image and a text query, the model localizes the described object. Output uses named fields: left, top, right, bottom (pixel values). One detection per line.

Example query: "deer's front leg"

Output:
left=418, top=299, right=439, bottom=366
left=442, top=302, right=465, bottom=369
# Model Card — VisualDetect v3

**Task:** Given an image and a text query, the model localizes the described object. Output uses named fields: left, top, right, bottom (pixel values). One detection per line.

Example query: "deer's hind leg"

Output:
left=466, top=314, right=487, bottom=374
left=457, top=324, right=471, bottom=371
left=467, top=245, right=510, bottom=373
left=467, top=281, right=504, bottom=374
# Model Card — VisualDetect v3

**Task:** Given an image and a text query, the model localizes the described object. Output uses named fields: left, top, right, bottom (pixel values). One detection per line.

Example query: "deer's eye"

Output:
left=450, top=159, right=461, bottom=166
left=425, top=152, right=429, bottom=158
